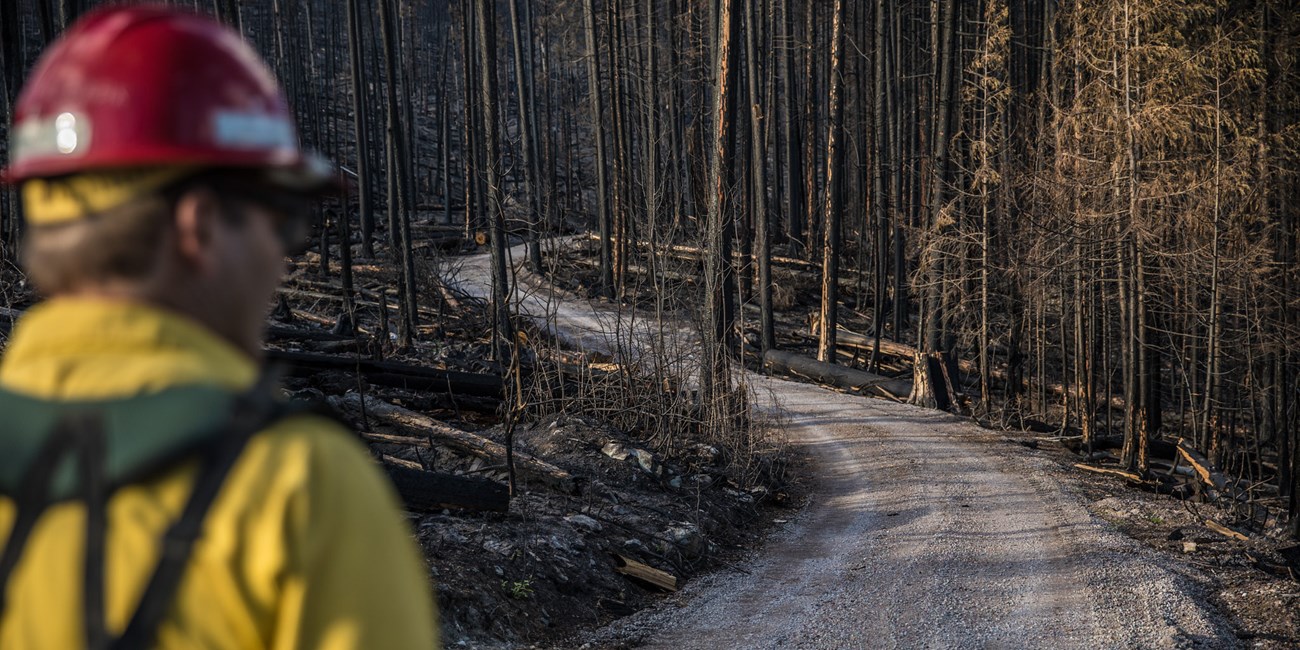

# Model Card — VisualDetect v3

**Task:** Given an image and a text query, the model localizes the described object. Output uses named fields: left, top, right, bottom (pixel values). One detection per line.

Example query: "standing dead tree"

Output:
left=815, top=0, right=846, bottom=365
left=702, top=0, right=742, bottom=401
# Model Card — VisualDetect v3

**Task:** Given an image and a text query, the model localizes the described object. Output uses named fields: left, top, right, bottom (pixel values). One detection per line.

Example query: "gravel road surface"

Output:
left=451, top=245, right=1238, bottom=649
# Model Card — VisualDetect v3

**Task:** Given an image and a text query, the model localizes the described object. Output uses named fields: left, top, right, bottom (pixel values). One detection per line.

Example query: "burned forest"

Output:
left=3, top=0, right=1300, bottom=647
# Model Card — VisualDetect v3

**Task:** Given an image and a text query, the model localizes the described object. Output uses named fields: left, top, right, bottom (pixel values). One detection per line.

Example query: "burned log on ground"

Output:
left=335, top=393, right=577, bottom=494
left=1174, top=438, right=1248, bottom=504
left=1074, top=435, right=1178, bottom=460
left=266, top=326, right=354, bottom=343
left=818, top=324, right=919, bottom=362
left=276, top=285, right=456, bottom=320
left=0, top=306, right=23, bottom=337
left=382, top=464, right=509, bottom=513
left=267, top=349, right=503, bottom=397
left=810, top=316, right=976, bottom=378
left=1204, top=518, right=1250, bottom=541
left=762, top=350, right=910, bottom=399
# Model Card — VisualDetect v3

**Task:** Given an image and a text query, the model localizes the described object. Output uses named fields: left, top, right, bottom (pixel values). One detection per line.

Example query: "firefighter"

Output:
left=0, top=6, right=438, bottom=649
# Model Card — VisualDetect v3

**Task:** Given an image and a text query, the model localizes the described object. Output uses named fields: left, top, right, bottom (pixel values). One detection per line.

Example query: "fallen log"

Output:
left=276, top=286, right=446, bottom=321
left=435, top=281, right=463, bottom=310
left=381, top=453, right=424, bottom=470
left=336, top=393, right=576, bottom=494
left=287, top=309, right=339, bottom=328
left=811, top=316, right=1129, bottom=411
left=266, top=349, right=503, bottom=397
left=1175, top=438, right=1232, bottom=498
left=1149, top=459, right=1196, bottom=477
left=412, top=236, right=473, bottom=254
left=1072, top=463, right=1144, bottom=483
left=579, top=233, right=826, bottom=275
left=1204, top=518, right=1249, bottom=541
left=612, top=553, right=678, bottom=592
left=0, top=307, right=19, bottom=337
left=573, top=256, right=701, bottom=286
left=786, top=335, right=912, bottom=374
left=287, top=276, right=464, bottom=314
left=382, top=464, right=509, bottom=513
left=363, top=431, right=437, bottom=447
left=818, top=324, right=918, bottom=362
left=1067, top=435, right=1179, bottom=463
left=762, top=350, right=910, bottom=399
left=266, top=325, right=354, bottom=342
left=808, top=315, right=977, bottom=376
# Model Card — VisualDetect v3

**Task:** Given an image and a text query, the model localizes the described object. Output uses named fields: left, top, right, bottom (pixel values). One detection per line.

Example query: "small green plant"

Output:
left=1148, top=515, right=1165, bottom=525
left=501, top=578, right=534, bottom=600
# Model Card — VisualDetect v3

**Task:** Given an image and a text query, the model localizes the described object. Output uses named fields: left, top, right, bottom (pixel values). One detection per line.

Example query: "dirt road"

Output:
left=449, top=246, right=1237, bottom=649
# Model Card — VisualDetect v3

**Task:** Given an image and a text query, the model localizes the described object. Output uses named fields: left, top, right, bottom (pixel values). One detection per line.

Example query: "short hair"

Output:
left=19, top=170, right=285, bottom=295
left=21, top=193, right=172, bottom=295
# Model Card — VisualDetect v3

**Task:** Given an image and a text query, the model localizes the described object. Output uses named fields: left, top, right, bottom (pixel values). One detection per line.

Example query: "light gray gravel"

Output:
left=452, top=244, right=1240, bottom=650
left=580, top=385, right=1237, bottom=649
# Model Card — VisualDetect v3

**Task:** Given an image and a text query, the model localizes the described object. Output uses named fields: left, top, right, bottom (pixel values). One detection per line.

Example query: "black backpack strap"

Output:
left=0, top=411, right=113, bottom=650
left=111, top=372, right=295, bottom=650
left=0, top=418, right=81, bottom=617
left=79, top=413, right=110, bottom=650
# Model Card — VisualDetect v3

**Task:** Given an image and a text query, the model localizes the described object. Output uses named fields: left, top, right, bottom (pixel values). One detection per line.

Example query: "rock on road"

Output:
left=450, top=245, right=1236, bottom=649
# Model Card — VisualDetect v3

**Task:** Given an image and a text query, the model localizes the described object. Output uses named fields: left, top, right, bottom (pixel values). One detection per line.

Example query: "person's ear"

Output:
left=171, top=188, right=221, bottom=274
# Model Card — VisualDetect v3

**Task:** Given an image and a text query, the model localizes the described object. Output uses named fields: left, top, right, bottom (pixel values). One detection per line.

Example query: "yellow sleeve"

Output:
left=268, top=417, right=440, bottom=650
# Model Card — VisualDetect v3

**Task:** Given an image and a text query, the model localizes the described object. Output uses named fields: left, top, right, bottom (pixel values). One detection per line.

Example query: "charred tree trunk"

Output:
left=474, top=0, right=515, bottom=360
left=780, top=0, right=805, bottom=254
left=377, top=0, right=417, bottom=347
left=508, top=0, right=543, bottom=273
left=871, top=0, right=889, bottom=370
left=816, top=0, right=847, bottom=364
left=704, top=0, right=743, bottom=396
left=746, top=0, right=774, bottom=355
left=346, top=0, right=375, bottom=258
left=924, top=0, right=957, bottom=355
left=583, top=0, right=614, bottom=297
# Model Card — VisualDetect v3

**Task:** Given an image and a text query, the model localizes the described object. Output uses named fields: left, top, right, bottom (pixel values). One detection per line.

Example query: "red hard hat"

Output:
left=3, top=5, right=333, bottom=189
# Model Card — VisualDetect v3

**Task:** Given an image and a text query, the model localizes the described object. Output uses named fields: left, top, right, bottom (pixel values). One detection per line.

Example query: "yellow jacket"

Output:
left=0, top=299, right=439, bottom=649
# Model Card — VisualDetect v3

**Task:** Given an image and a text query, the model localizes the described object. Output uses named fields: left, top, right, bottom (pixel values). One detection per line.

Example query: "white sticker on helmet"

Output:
left=212, top=110, right=297, bottom=151
left=10, top=111, right=92, bottom=164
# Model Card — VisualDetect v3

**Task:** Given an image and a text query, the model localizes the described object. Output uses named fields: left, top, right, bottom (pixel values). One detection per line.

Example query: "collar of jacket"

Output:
left=0, top=298, right=257, bottom=400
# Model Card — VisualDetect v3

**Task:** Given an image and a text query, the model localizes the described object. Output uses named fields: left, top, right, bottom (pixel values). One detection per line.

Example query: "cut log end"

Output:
left=612, top=553, right=678, bottom=592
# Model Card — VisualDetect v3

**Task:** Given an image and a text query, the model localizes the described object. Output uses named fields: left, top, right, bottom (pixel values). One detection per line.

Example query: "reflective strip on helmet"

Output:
left=212, top=111, right=297, bottom=151
left=11, top=112, right=93, bottom=165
